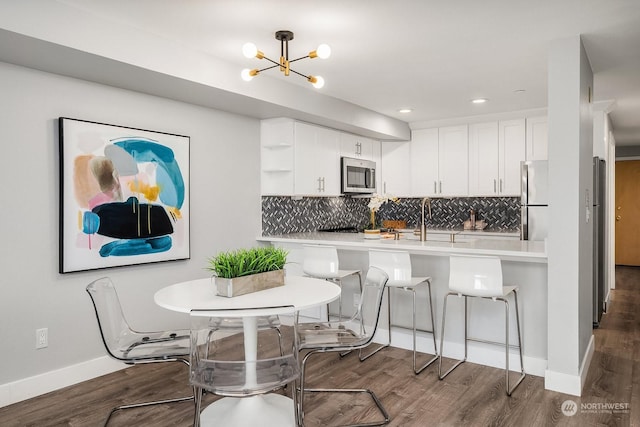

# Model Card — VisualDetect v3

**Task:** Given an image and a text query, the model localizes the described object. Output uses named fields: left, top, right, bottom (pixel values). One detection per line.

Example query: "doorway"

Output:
left=615, top=160, right=640, bottom=266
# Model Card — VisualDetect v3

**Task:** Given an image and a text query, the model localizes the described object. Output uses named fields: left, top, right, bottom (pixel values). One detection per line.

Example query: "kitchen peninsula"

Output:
left=258, top=231, right=549, bottom=378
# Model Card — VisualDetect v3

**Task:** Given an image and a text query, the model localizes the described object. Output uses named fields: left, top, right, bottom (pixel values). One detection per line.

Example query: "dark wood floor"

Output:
left=2, top=267, right=640, bottom=426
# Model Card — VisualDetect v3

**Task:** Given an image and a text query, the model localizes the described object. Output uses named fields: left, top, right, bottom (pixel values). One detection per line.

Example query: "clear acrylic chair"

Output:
left=297, top=267, right=390, bottom=426
left=362, top=249, right=438, bottom=374
left=190, top=305, right=300, bottom=427
left=302, top=244, right=362, bottom=321
left=438, top=255, right=526, bottom=396
left=86, top=277, right=194, bottom=426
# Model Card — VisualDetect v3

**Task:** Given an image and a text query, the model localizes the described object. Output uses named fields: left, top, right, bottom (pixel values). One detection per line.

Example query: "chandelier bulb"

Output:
left=316, top=44, right=331, bottom=59
left=308, top=75, right=325, bottom=89
left=309, top=44, right=331, bottom=59
left=241, top=68, right=258, bottom=81
left=242, top=42, right=259, bottom=59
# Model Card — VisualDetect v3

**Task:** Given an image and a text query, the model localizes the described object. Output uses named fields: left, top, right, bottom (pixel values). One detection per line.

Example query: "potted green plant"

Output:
left=207, top=246, right=288, bottom=297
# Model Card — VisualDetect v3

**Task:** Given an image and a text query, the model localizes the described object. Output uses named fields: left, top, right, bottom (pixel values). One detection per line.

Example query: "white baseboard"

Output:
left=371, top=325, right=547, bottom=377
left=544, top=334, right=595, bottom=396
left=0, top=356, right=124, bottom=408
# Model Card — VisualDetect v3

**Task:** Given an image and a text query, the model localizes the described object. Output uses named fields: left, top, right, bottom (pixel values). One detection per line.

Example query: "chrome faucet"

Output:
left=420, top=197, right=432, bottom=241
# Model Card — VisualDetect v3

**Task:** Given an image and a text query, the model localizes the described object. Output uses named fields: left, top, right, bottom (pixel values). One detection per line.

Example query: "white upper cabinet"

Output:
left=340, top=133, right=376, bottom=161
left=294, top=122, right=340, bottom=196
left=370, top=139, right=382, bottom=192
left=381, top=141, right=411, bottom=196
left=411, top=125, right=469, bottom=197
left=261, top=118, right=295, bottom=195
left=437, top=125, right=469, bottom=196
left=410, top=128, right=439, bottom=196
left=261, top=119, right=340, bottom=196
left=498, top=119, right=526, bottom=195
left=468, top=120, right=525, bottom=196
left=526, top=116, right=548, bottom=160
left=468, top=122, right=500, bottom=195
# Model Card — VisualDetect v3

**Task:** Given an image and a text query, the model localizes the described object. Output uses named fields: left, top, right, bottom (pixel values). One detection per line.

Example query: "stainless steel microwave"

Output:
left=341, top=157, right=376, bottom=194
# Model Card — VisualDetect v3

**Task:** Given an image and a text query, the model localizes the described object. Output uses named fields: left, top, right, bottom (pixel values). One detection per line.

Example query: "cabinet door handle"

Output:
left=494, top=179, right=497, bottom=193
left=383, top=182, right=387, bottom=193
left=499, top=179, right=503, bottom=193
left=434, top=181, right=437, bottom=194
left=322, top=177, right=325, bottom=191
left=439, top=181, right=442, bottom=194
left=317, top=177, right=322, bottom=192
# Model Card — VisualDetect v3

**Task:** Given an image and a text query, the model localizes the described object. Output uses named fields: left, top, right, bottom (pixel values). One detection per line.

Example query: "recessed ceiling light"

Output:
left=471, top=98, right=488, bottom=104
left=398, top=108, right=412, bottom=113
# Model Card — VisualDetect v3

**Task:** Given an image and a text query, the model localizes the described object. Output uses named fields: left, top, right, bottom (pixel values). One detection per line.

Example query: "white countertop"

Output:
left=257, top=232, right=546, bottom=263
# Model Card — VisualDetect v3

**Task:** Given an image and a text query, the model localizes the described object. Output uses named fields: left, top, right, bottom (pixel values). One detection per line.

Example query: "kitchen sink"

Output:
left=380, top=233, right=475, bottom=244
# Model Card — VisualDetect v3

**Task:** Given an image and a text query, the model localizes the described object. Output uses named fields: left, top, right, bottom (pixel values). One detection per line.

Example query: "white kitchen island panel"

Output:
left=257, top=232, right=548, bottom=377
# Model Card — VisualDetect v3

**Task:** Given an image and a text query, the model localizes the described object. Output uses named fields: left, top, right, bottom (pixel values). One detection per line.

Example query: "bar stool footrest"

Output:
left=358, top=342, right=390, bottom=362
left=438, top=357, right=466, bottom=380
left=507, top=371, right=526, bottom=396
left=414, top=352, right=439, bottom=375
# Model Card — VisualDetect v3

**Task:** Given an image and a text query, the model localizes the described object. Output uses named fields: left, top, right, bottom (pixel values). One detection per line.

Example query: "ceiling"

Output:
left=57, top=0, right=640, bottom=145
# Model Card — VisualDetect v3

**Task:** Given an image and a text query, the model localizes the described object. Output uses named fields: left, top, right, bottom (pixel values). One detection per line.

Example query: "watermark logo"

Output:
left=561, top=400, right=578, bottom=416
left=561, top=400, right=630, bottom=416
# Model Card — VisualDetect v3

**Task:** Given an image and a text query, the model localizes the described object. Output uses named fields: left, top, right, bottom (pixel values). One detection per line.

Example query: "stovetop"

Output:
left=317, top=226, right=360, bottom=233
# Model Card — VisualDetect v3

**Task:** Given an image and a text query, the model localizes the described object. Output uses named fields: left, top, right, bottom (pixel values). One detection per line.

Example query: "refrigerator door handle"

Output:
left=520, top=205, right=528, bottom=240
left=521, top=162, right=529, bottom=206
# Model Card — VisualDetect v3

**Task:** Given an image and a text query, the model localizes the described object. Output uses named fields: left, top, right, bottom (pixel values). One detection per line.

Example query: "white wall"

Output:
left=0, top=61, right=262, bottom=403
left=545, top=36, right=594, bottom=396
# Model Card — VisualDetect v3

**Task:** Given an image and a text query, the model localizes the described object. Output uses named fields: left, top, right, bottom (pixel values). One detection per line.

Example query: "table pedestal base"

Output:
left=200, top=394, right=295, bottom=426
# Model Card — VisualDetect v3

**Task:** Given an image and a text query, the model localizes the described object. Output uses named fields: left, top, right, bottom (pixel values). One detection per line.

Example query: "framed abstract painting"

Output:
left=58, top=117, right=190, bottom=273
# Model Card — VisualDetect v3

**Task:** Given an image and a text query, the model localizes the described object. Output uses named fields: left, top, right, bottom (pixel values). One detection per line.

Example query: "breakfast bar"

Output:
left=258, top=231, right=549, bottom=378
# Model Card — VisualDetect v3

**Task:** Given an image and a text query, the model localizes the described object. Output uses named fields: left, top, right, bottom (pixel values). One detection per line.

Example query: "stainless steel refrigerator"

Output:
left=520, top=160, right=548, bottom=241
left=593, top=157, right=606, bottom=327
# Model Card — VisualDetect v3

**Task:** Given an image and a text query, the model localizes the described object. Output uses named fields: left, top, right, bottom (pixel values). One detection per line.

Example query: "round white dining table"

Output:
left=154, top=275, right=341, bottom=427
left=154, top=275, right=341, bottom=313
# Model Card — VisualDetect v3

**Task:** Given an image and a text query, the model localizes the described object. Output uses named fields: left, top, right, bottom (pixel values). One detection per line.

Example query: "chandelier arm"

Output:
left=288, top=55, right=311, bottom=63
left=261, top=56, right=281, bottom=67
left=257, top=64, right=280, bottom=73
left=288, top=67, right=311, bottom=79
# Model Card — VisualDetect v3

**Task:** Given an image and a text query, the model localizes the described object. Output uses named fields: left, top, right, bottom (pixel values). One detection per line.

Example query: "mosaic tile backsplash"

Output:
left=262, top=196, right=520, bottom=235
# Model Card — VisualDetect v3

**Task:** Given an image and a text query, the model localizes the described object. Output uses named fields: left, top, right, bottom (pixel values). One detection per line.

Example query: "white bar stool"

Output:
left=302, top=244, right=362, bottom=321
left=438, top=254, right=525, bottom=396
left=362, top=248, right=438, bottom=374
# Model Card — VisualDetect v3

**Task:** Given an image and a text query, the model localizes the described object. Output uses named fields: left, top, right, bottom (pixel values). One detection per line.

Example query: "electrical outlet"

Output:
left=353, top=293, right=361, bottom=308
left=36, top=328, right=48, bottom=349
